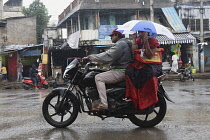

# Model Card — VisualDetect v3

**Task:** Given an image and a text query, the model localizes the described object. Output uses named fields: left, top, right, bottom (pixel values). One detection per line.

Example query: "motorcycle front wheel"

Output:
left=42, top=91, right=79, bottom=128
left=128, top=93, right=167, bottom=128
left=179, top=73, right=185, bottom=82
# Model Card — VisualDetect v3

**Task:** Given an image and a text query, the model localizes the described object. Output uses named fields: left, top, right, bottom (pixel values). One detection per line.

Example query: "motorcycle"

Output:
left=177, top=65, right=195, bottom=82
left=22, top=71, right=48, bottom=90
left=42, top=58, right=173, bottom=128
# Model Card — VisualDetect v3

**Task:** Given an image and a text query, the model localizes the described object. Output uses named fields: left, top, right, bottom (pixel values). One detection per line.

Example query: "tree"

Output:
left=22, top=0, right=51, bottom=44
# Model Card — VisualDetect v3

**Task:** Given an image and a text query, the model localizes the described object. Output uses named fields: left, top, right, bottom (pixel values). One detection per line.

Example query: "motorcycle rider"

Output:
left=83, top=29, right=133, bottom=110
left=29, top=64, right=38, bottom=89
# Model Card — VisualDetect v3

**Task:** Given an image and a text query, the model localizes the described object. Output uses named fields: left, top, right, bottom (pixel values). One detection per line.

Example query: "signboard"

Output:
left=98, top=25, right=117, bottom=40
left=42, top=54, right=48, bottom=64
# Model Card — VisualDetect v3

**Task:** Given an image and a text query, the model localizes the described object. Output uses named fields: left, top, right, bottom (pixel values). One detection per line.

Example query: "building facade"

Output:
left=176, top=1, right=210, bottom=71
left=56, top=0, right=201, bottom=72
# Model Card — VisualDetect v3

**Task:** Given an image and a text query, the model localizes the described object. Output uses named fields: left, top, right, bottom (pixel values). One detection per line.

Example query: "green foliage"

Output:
left=22, top=0, right=51, bottom=44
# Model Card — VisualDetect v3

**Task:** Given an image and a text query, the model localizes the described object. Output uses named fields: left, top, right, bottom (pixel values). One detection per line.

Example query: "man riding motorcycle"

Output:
left=83, top=28, right=133, bottom=110
left=29, top=64, right=38, bottom=89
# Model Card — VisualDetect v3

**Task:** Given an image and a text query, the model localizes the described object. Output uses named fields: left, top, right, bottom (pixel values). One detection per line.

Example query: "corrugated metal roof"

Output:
left=162, top=7, right=186, bottom=32
left=156, top=33, right=196, bottom=44
left=0, top=44, right=43, bottom=54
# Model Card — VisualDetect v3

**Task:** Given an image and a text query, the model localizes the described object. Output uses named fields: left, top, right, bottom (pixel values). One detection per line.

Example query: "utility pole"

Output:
left=200, top=0, right=204, bottom=43
left=150, top=0, right=154, bottom=22
left=0, top=0, right=3, bottom=19
left=199, top=0, right=205, bottom=73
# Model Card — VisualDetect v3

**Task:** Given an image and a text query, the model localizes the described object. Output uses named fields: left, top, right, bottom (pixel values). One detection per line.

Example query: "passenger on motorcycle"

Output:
left=125, top=31, right=162, bottom=109
left=83, top=29, right=133, bottom=110
left=29, top=64, right=38, bottom=89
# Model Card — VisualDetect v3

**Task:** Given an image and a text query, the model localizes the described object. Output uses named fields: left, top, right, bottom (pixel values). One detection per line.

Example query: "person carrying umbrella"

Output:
left=125, top=31, right=162, bottom=109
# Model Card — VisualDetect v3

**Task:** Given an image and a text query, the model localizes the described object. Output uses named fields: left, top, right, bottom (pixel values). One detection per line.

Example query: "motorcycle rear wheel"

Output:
left=42, top=91, right=79, bottom=128
left=23, top=84, right=30, bottom=90
left=43, top=84, right=48, bottom=89
left=128, top=93, right=167, bottom=128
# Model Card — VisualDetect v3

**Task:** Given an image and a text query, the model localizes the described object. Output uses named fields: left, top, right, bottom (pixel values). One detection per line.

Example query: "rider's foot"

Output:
left=125, top=98, right=132, bottom=102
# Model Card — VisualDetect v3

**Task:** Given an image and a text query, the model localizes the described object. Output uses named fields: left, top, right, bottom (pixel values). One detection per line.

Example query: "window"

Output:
left=100, top=17, right=109, bottom=25
left=182, top=19, right=209, bottom=31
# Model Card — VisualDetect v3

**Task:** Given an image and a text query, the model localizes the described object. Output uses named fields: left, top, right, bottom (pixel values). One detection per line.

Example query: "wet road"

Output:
left=1, top=79, right=210, bottom=140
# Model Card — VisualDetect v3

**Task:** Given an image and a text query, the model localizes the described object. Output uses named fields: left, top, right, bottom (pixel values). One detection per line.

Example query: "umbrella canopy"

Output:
left=117, top=20, right=175, bottom=40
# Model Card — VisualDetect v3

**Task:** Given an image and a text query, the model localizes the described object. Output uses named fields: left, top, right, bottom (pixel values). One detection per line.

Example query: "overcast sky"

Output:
left=3, top=0, right=73, bottom=22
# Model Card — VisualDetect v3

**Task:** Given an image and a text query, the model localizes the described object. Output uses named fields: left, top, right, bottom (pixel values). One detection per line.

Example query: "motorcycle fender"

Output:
left=43, top=80, right=48, bottom=85
left=158, top=84, right=174, bottom=103
left=51, top=88, right=82, bottom=113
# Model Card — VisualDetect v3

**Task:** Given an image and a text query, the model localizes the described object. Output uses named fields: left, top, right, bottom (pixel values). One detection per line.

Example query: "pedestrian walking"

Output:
left=17, top=60, right=23, bottom=82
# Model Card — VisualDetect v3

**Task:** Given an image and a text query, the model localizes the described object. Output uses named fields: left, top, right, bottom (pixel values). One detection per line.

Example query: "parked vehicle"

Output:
left=22, top=71, right=48, bottom=90
left=52, top=72, right=69, bottom=88
left=177, top=66, right=195, bottom=82
left=42, top=58, right=173, bottom=128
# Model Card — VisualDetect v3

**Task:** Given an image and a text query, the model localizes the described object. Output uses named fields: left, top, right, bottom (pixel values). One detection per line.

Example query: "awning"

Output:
left=162, top=7, right=186, bottom=32
left=0, top=44, right=43, bottom=53
left=156, top=33, right=196, bottom=45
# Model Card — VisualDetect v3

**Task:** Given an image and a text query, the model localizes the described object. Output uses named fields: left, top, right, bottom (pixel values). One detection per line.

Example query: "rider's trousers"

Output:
left=95, top=70, right=125, bottom=107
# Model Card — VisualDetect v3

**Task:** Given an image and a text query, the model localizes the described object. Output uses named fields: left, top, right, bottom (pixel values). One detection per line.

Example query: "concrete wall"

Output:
left=80, top=0, right=175, bottom=10
left=0, top=0, right=3, bottom=19
left=1, top=17, right=37, bottom=45
left=0, top=27, right=6, bottom=45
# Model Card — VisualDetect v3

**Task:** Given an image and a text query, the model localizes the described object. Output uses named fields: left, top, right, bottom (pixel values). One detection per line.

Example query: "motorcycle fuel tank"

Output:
left=81, top=71, right=101, bottom=87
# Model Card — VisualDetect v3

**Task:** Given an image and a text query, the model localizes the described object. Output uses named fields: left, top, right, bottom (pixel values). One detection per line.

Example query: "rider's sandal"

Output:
left=92, top=107, right=99, bottom=111
left=92, top=106, right=108, bottom=111
left=125, top=98, right=132, bottom=102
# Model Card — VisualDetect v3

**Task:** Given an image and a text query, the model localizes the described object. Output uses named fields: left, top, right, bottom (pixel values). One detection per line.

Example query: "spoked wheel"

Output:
left=23, top=84, right=30, bottom=90
left=42, top=91, right=79, bottom=128
left=128, top=93, right=167, bottom=128
left=179, top=73, right=185, bottom=82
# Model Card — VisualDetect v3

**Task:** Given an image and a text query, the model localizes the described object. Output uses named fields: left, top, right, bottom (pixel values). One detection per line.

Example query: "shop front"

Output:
left=156, top=33, right=197, bottom=70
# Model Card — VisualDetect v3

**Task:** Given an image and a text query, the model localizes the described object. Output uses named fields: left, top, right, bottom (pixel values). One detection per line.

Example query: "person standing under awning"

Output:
left=171, top=52, right=179, bottom=72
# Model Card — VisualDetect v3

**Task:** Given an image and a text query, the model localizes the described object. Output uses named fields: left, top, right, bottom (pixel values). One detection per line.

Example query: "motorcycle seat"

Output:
left=106, top=81, right=126, bottom=88
left=23, top=77, right=31, bottom=80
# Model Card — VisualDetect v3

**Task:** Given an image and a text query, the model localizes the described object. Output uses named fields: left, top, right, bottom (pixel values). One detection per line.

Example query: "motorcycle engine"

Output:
left=86, top=88, right=100, bottom=108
